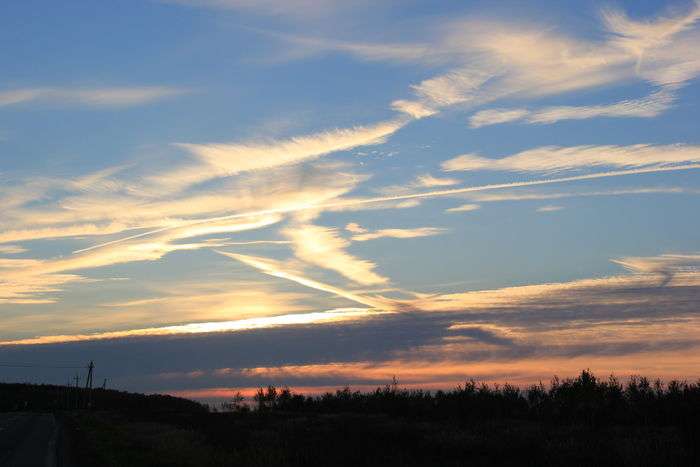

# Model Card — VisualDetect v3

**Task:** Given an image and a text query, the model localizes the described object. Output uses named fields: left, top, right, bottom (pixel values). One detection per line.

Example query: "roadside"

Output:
left=0, top=413, right=60, bottom=467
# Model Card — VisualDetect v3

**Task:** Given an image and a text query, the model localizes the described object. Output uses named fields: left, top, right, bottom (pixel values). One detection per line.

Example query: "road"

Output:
left=0, top=413, right=58, bottom=467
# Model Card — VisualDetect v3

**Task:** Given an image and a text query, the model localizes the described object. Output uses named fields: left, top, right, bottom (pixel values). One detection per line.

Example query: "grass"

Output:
left=64, top=410, right=693, bottom=467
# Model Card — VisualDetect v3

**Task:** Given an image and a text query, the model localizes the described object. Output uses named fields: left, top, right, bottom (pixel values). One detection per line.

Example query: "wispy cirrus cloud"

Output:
left=163, top=0, right=376, bottom=20
left=445, top=203, right=480, bottom=213
left=161, top=119, right=406, bottom=190
left=0, top=86, right=187, bottom=108
left=282, top=223, right=389, bottom=285
left=387, top=2, right=700, bottom=123
left=536, top=205, right=564, bottom=213
left=0, top=214, right=280, bottom=304
left=0, top=308, right=379, bottom=346
left=217, top=251, right=391, bottom=308
left=469, top=85, right=678, bottom=127
left=602, top=1, right=700, bottom=70
left=612, top=253, right=700, bottom=286
left=0, top=245, right=27, bottom=254
left=468, top=108, right=530, bottom=128
left=441, top=144, right=700, bottom=173
left=349, top=226, right=446, bottom=242
left=465, top=186, right=699, bottom=203
left=413, top=174, right=460, bottom=188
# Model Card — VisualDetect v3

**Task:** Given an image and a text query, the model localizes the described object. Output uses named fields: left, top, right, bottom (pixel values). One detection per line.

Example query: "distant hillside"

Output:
left=0, top=382, right=205, bottom=413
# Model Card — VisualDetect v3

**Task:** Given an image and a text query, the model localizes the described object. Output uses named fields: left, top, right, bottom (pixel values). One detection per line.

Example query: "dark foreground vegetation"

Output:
left=2, top=370, right=699, bottom=466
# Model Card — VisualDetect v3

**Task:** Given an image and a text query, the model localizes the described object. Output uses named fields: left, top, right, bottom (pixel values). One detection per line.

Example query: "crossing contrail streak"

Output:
left=73, top=163, right=700, bottom=254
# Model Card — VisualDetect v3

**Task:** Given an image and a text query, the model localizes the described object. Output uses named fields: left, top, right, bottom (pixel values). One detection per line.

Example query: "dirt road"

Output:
left=0, top=413, right=58, bottom=467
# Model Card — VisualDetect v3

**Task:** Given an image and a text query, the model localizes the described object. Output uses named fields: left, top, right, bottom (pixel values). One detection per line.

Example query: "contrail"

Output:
left=73, top=163, right=700, bottom=254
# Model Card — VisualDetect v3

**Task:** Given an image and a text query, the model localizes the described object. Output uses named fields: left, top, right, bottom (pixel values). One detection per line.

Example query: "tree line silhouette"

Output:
left=241, top=370, right=700, bottom=428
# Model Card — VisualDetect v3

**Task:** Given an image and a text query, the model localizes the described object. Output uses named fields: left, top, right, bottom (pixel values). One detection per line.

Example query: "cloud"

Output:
left=402, top=263, right=700, bottom=314
left=282, top=223, right=389, bottom=285
left=413, top=174, right=460, bottom=188
left=468, top=108, right=529, bottom=128
left=467, top=186, right=697, bottom=203
left=445, top=203, right=480, bottom=213
left=217, top=251, right=391, bottom=308
left=351, top=227, right=446, bottom=242
left=0, top=245, right=27, bottom=254
left=331, top=164, right=700, bottom=213
left=0, top=86, right=186, bottom=108
left=164, top=0, right=372, bottom=20
left=16, top=162, right=697, bottom=259
left=527, top=85, right=678, bottom=123
left=390, top=100, right=437, bottom=119
left=374, top=174, right=461, bottom=198
left=0, top=308, right=379, bottom=346
left=408, top=68, right=495, bottom=109
left=0, top=161, right=360, bottom=248
left=387, top=3, right=700, bottom=125
left=344, top=223, right=367, bottom=234
left=613, top=253, right=700, bottom=274
left=612, top=253, right=700, bottom=286
left=4, top=161, right=687, bottom=305
left=602, top=1, right=700, bottom=70
left=258, top=30, right=439, bottom=65
left=441, top=144, right=700, bottom=173
left=164, top=118, right=406, bottom=189
left=0, top=214, right=281, bottom=304
left=470, top=85, right=678, bottom=127
left=3, top=252, right=699, bottom=396
left=536, top=205, right=564, bottom=212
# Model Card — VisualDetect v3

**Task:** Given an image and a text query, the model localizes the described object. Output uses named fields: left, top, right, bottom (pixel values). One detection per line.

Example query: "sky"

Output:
left=1, top=0, right=700, bottom=401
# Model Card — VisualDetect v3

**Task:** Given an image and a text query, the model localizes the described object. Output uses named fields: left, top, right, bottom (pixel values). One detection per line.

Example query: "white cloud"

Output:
left=612, top=253, right=700, bottom=285
left=164, top=0, right=371, bottom=20
left=0, top=86, right=186, bottom=108
left=528, top=86, right=677, bottom=123
left=469, top=108, right=529, bottom=128
left=445, top=203, right=480, bottom=213
left=414, top=174, right=460, bottom=188
left=283, top=224, right=388, bottom=285
left=602, top=1, right=700, bottom=70
left=0, top=245, right=27, bottom=254
left=392, top=3, right=700, bottom=124
left=345, top=223, right=367, bottom=234
left=469, top=85, right=677, bottom=127
left=265, top=31, right=438, bottom=65
left=467, top=187, right=697, bottom=203
left=166, top=119, right=406, bottom=188
left=217, top=251, right=391, bottom=308
left=536, top=205, right=564, bottom=212
left=405, top=260, right=700, bottom=313
left=0, top=308, right=380, bottom=346
left=409, top=68, right=494, bottom=108
left=351, top=227, right=446, bottom=242
left=390, top=99, right=437, bottom=119
left=441, top=144, right=700, bottom=173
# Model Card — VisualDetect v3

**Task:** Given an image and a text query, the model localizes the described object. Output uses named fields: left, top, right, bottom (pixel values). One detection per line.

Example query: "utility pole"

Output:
left=85, top=361, right=94, bottom=389
left=73, top=374, right=81, bottom=409
left=84, top=361, right=95, bottom=409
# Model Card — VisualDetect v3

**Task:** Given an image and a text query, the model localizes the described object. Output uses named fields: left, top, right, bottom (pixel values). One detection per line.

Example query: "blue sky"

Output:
left=1, top=0, right=700, bottom=399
